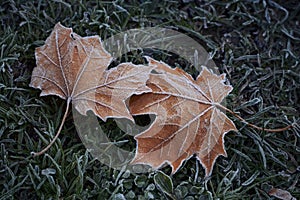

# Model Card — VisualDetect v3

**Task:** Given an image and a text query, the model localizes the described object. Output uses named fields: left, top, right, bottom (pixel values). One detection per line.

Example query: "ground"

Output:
left=0, top=0, right=299, bottom=199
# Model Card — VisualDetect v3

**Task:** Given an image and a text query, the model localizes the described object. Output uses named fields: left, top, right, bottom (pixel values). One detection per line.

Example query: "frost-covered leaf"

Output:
left=30, top=23, right=153, bottom=155
left=30, top=22, right=152, bottom=121
left=130, top=57, right=237, bottom=176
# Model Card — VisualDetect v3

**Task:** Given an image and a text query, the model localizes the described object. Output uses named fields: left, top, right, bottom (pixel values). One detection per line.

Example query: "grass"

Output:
left=0, top=0, right=299, bottom=199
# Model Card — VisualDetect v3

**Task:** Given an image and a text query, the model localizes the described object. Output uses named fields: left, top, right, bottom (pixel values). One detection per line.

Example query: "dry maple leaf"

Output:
left=30, top=23, right=153, bottom=155
left=129, top=57, right=237, bottom=176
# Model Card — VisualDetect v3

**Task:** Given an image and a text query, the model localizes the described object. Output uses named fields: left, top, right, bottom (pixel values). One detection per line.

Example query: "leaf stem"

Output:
left=215, top=103, right=292, bottom=132
left=31, top=98, right=71, bottom=157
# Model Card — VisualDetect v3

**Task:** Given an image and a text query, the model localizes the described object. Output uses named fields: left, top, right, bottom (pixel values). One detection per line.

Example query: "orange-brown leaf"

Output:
left=30, top=23, right=153, bottom=121
left=130, top=58, right=237, bottom=176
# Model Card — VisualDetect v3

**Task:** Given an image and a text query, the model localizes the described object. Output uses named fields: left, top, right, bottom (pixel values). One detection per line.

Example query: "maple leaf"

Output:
left=129, top=57, right=237, bottom=176
left=30, top=23, right=153, bottom=155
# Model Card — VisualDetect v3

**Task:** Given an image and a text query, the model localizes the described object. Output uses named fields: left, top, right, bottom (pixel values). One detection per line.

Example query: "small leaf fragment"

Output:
left=268, top=188, right=296, bottom=200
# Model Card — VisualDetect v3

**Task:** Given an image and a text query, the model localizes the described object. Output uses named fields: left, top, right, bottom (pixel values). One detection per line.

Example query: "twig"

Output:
left=215, top=103, right=292, bottom=132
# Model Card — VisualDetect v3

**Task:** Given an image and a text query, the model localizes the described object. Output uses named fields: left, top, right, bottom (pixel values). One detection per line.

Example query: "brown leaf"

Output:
left=269, top=188, right=296, bottom=200
left=30, top=23, right=153, bottom=121
left=29, top=23, right=153, bottom=156
left=129, top=57, right=237, bottom=176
